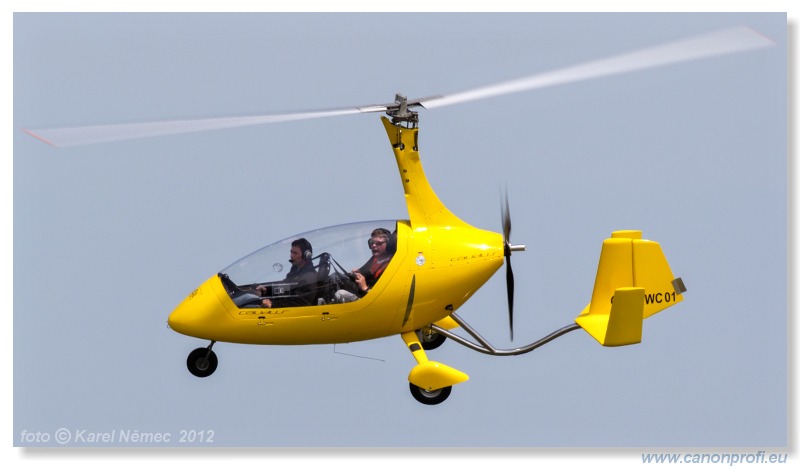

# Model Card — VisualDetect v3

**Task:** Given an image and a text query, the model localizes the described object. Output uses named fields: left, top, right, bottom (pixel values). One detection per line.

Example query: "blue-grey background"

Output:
left=13, top=12, right=787, bottom=447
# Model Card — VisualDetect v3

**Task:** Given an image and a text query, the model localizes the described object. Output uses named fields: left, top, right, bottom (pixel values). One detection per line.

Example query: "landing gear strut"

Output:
left=187, top=341, right=218, bottom=378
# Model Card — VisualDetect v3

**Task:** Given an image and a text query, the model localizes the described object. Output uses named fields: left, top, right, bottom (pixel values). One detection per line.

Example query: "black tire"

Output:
left=420, top=330, right=447, bottom=350
left=409, top=383, right=452, bottom=405
left=187, top=348, right=218, bottom=378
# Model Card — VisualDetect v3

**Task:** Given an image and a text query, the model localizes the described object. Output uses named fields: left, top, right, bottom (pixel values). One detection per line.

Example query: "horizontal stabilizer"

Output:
left=576, top=287, right=644, bottom=346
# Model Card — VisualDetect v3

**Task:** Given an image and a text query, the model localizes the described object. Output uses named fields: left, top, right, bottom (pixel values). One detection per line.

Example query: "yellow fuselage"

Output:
left=168, top=117, right=504, bottom=345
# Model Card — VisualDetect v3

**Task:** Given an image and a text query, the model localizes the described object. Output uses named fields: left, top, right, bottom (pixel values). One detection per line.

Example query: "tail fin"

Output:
left=575, top=230, right=686, bottom=346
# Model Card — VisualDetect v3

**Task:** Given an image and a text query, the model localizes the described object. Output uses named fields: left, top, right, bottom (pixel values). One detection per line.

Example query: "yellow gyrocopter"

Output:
left=24, top=27, right=773, bottom=405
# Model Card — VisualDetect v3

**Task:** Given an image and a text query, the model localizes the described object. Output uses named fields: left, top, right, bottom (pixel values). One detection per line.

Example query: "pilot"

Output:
left=258, top=238, right=317, bottom=308
left=335, top=228, right=394, bottom=303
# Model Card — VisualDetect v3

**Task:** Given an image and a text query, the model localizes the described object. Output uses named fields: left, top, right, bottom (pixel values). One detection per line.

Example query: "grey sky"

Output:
left=10, top=9, right=789, bottom=459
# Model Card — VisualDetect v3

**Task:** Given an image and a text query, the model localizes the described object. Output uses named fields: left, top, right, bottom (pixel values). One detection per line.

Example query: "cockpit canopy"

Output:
left=219, top=220, right=398, bottom=307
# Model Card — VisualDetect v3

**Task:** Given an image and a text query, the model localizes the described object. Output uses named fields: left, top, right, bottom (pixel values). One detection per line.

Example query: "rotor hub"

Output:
left=386, top=94, right=419, bottom=127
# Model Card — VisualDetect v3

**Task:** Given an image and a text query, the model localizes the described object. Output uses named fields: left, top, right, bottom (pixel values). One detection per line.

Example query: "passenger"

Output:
left=335, top=228, right=394, bottom=303
left=257, top=238, right=317, bottom=307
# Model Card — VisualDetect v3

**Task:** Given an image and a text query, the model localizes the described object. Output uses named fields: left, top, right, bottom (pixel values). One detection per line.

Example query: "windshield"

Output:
left=219, top=220, right=399, bottom=307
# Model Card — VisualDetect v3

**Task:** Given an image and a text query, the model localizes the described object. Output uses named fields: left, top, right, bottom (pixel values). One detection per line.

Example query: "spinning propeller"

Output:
left=23, top=26, right=773, bottom=148
left=502, top=191, right=525, bottom=341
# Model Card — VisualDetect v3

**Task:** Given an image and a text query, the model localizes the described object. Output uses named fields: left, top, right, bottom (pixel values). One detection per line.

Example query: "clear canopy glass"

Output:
left=219, top=220, right=398, bottom=307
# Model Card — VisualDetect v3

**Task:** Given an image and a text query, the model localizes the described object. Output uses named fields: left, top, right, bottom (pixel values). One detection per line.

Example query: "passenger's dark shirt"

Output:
left=272, top=261, right=318, bottom=306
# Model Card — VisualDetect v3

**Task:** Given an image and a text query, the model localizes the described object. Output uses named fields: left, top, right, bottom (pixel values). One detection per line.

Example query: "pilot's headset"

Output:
left=295, top=238, right=313, bottom=261
left=369, top=228, right=392, bottom=251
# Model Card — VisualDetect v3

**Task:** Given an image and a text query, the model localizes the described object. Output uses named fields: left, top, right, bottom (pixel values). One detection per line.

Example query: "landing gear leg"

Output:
left=401, top=331, right=465, bottom=405
left=186, top=341, right=218, bottom=378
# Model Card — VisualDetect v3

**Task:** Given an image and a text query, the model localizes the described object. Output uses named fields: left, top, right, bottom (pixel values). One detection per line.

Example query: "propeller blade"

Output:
left=418, top=26, right=774, bottom=110
left=23, top=104, right=388, bottom=147
left=501, top=189, right=515, bottom=341
left=506, top=254, right=515, bottom=342
left=502, top=190, right=511, bottom=242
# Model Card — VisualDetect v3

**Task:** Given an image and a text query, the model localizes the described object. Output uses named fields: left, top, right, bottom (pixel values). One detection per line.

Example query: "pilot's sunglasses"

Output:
left=368, top=238, right=387, bottom=247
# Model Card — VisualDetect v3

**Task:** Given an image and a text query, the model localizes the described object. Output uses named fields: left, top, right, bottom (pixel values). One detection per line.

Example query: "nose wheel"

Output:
left=186, top=342, right=218, bottom=377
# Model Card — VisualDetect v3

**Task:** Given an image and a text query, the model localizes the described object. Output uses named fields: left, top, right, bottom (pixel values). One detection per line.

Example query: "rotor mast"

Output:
left=380, top=106, right=468, bottom=231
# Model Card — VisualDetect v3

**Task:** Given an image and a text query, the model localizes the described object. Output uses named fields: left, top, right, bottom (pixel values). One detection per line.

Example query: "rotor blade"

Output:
left=418, top=26, right=774, bottom=110
left=25, top=27, right=773, bottom=148
left=23, top=104, right=389, bottom=147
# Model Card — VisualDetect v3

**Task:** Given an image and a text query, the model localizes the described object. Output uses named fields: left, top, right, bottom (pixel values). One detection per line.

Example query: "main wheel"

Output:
left=409, top=383, right=452, bottom=405
left=187, top=348, right=218, bottom=378
left=419, top=329, right=446, bottom=350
